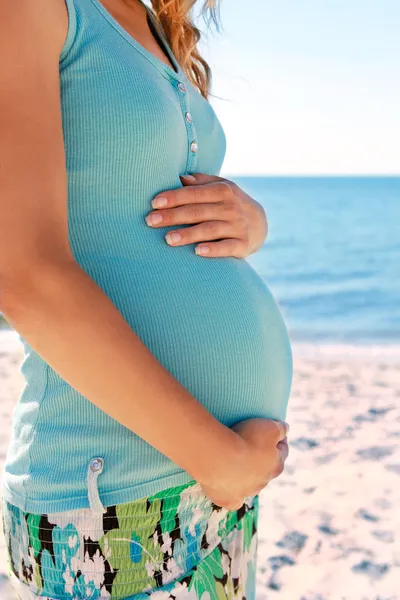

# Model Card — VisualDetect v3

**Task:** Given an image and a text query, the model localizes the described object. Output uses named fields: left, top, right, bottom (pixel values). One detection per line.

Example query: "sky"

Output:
left=195, top=0, right=400, bottom=176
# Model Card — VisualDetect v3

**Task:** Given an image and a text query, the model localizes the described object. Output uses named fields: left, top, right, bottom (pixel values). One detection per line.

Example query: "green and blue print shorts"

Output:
left=1, top=480, right=259, bottom=599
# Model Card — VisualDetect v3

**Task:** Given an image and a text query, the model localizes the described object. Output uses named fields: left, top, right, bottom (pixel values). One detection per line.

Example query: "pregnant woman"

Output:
left=0, top=0, right=293, bottom=598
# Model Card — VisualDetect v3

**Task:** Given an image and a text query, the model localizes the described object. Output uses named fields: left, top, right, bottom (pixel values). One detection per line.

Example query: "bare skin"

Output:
left=93, top=0, right=177, bottom=70
left=0, top=0, right=289, bottom=511
left=202, top=419, right=289, bottom=510
left=148, top=173, right=269, bottom=258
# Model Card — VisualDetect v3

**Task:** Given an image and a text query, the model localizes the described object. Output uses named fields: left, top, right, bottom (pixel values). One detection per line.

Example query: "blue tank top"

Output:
left=1, top=0, right=293, bottom=514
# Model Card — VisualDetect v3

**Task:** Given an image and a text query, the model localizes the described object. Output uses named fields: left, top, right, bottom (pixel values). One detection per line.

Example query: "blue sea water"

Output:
left=232, top=176, right=400, bottom=345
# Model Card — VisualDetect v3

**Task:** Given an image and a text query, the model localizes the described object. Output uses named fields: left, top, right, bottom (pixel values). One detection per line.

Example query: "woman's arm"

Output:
left=2, top=260, right=243, bottom=487
left=0, top=0, right=242, bottom=488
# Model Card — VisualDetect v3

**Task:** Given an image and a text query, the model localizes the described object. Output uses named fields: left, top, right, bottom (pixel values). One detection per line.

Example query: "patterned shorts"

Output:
left=1, top=480, right=259, bottom=599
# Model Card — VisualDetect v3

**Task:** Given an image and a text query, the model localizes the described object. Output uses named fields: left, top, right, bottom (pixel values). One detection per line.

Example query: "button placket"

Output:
left=175, top=79, right=198, bottom=174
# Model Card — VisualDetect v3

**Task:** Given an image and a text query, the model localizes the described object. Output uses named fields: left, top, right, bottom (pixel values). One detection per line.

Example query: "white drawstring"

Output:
left=87, top=457, right=106, bottom=515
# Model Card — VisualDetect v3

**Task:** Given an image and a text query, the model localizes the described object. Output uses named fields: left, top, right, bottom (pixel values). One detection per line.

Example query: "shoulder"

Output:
left=0, top=0, right=71, bottom=63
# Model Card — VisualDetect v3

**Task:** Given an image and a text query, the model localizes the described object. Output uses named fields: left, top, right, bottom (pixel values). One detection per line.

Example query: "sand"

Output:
left=0, top=330, right=399, bottom=600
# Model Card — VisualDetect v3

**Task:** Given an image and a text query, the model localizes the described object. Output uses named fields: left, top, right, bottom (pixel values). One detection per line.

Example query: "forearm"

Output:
left=0, top=260, right=242, bottom=486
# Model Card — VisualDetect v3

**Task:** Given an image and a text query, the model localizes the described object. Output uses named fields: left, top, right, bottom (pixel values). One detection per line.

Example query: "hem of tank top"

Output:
left=22, top=362, right=50, bottom=503
left=0, top=469, right=197, bottom=514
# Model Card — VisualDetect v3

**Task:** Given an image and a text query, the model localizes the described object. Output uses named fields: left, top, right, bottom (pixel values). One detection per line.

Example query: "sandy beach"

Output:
left=0, top=329, right=399, bottom=599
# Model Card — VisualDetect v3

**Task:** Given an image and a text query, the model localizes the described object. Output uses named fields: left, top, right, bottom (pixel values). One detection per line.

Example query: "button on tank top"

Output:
left=2, top=0, right=293, bottom=513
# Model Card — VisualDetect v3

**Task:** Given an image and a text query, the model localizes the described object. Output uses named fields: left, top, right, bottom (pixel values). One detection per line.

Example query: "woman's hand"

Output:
left=198, top=418, right=290, bottom=511
left=145, top=173, right=268, bottom=258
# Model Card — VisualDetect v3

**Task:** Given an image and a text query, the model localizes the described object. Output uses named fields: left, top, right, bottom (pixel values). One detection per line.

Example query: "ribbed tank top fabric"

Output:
left=1, top=0, right=293, bottom=514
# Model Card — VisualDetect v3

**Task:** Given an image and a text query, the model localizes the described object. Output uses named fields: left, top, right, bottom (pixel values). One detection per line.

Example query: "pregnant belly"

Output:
left=82, top=245, right=293, bottom=426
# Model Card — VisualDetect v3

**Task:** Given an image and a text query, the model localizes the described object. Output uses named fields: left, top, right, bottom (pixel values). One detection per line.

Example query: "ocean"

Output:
left=231, top=176, right=400, bottom=345
left=1, top=176, right=399, bottom=345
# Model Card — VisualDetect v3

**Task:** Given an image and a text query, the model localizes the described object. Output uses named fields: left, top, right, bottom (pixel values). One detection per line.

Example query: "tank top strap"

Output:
left=142, top=3, right=180, bottom=74
left=60, top=0, right=78, bottom=63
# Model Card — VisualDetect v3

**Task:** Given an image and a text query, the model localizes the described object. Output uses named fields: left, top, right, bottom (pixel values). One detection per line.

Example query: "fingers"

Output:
left=194, top=238, right=248, bottom=259
left=164, top=221, right=238, bottom=246
left=151, top=180, right=233, bottom=210
left=271, top=436, right=289, bottom=482
left=272, top=419, right=290, bottom=441
left=277, top=437, right=289, bottom=462
left=179, top=173, right=228, bottom=185
left=145, top=199, right=249, bottom=258
left=145, top=202, right=232, bottom=228
left=180, top=173, right=226, bottom=186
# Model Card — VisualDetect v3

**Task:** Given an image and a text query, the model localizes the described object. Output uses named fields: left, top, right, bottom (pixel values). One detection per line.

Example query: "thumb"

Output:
left=272, top=420, right=290, bottom=441
left=179, top=172, right=225, bottom=186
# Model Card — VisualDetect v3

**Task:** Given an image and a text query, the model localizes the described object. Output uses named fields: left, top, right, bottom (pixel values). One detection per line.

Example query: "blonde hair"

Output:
left=150, top=1, right=222, bottom=99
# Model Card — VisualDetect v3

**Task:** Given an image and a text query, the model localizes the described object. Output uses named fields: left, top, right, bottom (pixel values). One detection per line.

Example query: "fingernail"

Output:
left=195, top=245, right=209, bottom=255
left=166, top=232, right=181, bottom=244
left=146, top=213, right=163, bottom=226
left=180, top=174, right=196, bottom=182
left=152, top=196, right=168, bottom=208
